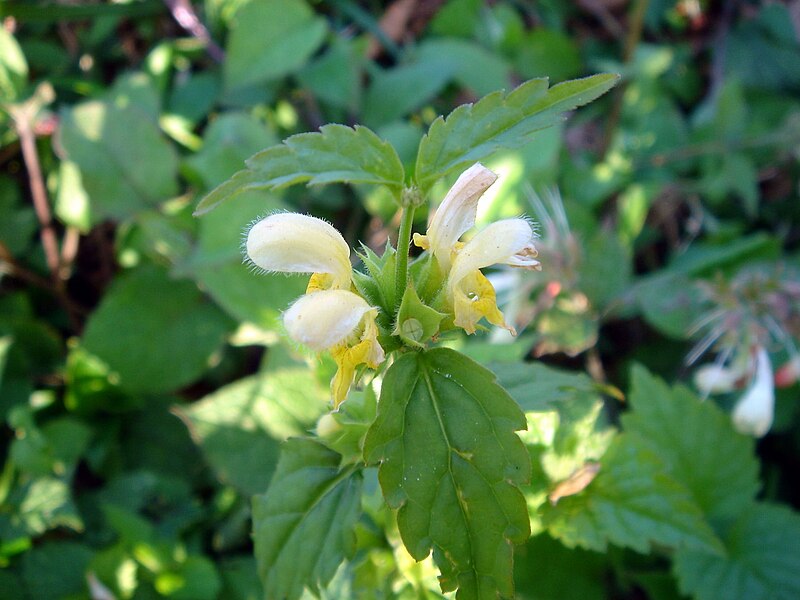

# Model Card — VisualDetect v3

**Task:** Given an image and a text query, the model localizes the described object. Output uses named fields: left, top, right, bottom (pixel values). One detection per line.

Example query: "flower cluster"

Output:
left=245, top=163, right=540, bottom=407
left=691, top=264, right=800, bottom=437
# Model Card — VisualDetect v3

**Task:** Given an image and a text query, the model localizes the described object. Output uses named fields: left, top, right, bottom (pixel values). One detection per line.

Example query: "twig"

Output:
left=7, top=86, right=83, bottom=331
left=163, top=0, right=224, bottom=63
left=12, top=108, right=61, bottom=282
left=60, top=225, right=80, bottom=280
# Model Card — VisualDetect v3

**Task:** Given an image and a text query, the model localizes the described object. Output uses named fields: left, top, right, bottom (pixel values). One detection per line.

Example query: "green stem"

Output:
left=395, top=205, right=416, bottom=310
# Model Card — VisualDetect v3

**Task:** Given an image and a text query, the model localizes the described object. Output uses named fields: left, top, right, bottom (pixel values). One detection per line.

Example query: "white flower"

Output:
left=694, top=363, right=745, bottom=394
left=412, top=163, right=498, bottom=271
left=284, top=289, right=384, bottom=408
left=246, top=213, right=352, bottom=291
left=446, top=218, right=541, bottom=334
left=732, top=347, right=775, bottom=438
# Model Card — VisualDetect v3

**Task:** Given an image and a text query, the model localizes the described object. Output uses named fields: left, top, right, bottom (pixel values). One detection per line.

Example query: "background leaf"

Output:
left=180, top=368, right=328, bottom=495
left=673, top=503, right=800, bottom=600
left=542, top=434, right=723, bottom=555
left=364, top=348, right=530, bottom=599
left=622, top=365, right=760, bottom=522
left=223, top=0, right=327, bottom=92
left=252, top=438, right=362, bottom=599
left=57, top=82, right=179, bottom=223
left=82, top=266, right=232, bottom=394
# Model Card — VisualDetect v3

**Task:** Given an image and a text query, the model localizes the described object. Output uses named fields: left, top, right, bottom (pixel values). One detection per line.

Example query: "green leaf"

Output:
left=622, top=365, right=760, bottom=522
left=414, top=74, right=619, bottom=195
left=353, top=243, right=397, bottom=329
left=253, top=438, right=362, bottom=599
left=674, top=503, right=800, bottom=600
left=224, top=0, right=326, bottom=92
left=362, top=38, right=512, bottom=127
left=57, top=88, right=179, bottom=222
left=297, top=37, right=363, bottom=111
left=515, top=29, right=582, bottom=82
left=183, top=191, right=305, bottom=330
left=6, top=477, right=83, bottom=535
left=542, top=434, right=723, bottom=555
left=195, top=124, right=404, bottom=215
left=492, top=360, right=597, bottom=412
left=185, top=112, right=277, bottom=188
left=364, top=348, right=530, bottom=599
left=0, top=27, right=27, bottom=102
left=0, top=175, right=37, bottom=254
left=82, top=265, right=232, bottom=394
left=180, top=368, right=328, bottom=495
left=21, top=541, right=93, bottom=599
left=514, top=534, right=608, bottom=600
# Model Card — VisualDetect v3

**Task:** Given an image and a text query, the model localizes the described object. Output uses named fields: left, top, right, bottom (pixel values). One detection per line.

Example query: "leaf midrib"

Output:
left=264, top=462, right=358, bottom=581
left=419, top=356, right=476, bottom=585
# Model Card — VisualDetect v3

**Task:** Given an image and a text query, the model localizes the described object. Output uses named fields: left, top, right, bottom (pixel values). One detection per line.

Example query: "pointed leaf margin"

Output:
left=252, top=437, right=362, bottom=600
left=195, top=124, right=405, bottom=215
left=364, top=348, right=531, bottom=599
left=414, top=74, right=619, bottom=195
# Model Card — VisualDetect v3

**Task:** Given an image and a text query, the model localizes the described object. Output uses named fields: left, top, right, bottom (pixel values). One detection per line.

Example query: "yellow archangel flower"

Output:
left=284, top=290, right=385, bottom=408
left=414, top=163, right=542, bottom=334
left=246, top=213, right=385, bottom=407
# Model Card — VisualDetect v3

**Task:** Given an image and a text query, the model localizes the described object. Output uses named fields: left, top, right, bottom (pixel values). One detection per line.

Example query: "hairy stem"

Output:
left=395, top=205, right=416, bottom=309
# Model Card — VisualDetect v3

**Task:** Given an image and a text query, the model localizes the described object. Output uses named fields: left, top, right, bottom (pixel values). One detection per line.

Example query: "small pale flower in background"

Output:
left=732, top=346, right=775, bottom=438
left=694, top=362, right=747, bottom=394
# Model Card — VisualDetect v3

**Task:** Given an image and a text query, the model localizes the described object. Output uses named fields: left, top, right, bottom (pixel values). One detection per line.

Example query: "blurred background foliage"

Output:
left=0, top=0, right=799, bottom=598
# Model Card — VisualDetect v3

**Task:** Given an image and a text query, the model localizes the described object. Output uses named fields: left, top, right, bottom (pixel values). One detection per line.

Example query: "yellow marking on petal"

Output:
left=328, top=312, right=384, bottom=408
left=412, top=233, right=430, bottom=250
left=452, top=271, right=515, bottom=335
left=306, top=272, right=335, bottom=293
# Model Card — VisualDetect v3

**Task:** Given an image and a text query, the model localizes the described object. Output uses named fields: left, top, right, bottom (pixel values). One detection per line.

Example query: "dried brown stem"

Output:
left=163, top=0, right=224, bottom=63
left=15, top=115, right=61, bottom=282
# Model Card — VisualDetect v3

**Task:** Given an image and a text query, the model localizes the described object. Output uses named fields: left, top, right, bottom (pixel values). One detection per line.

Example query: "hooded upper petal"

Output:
left=444, top=218, right=540, bottom=334
left=283, top=289, right=374, bottom=351
left=246, top=213, right=352, bottom=289
left=732, top=347, right=775, bottom=438
left=447, top=218, right=540, bottom=296
left=414, top=163, right=498, bottom=270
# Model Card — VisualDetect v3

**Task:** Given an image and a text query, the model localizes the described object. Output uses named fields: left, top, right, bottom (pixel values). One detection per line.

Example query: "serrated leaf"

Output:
left=674, top=503, right=800, bottom=600
left=180, top=369, right=328, bottom=495
left=253, top=438, right=362, bottom=600
left=542, top=434, right=723, bottom=555
left=195, top=124, right=405, bottom=215
left=622, top=365, right=760, bottom=522
left=414, top=74, right=619, bottom=194
left=364, top=348, right=530, bottom=599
